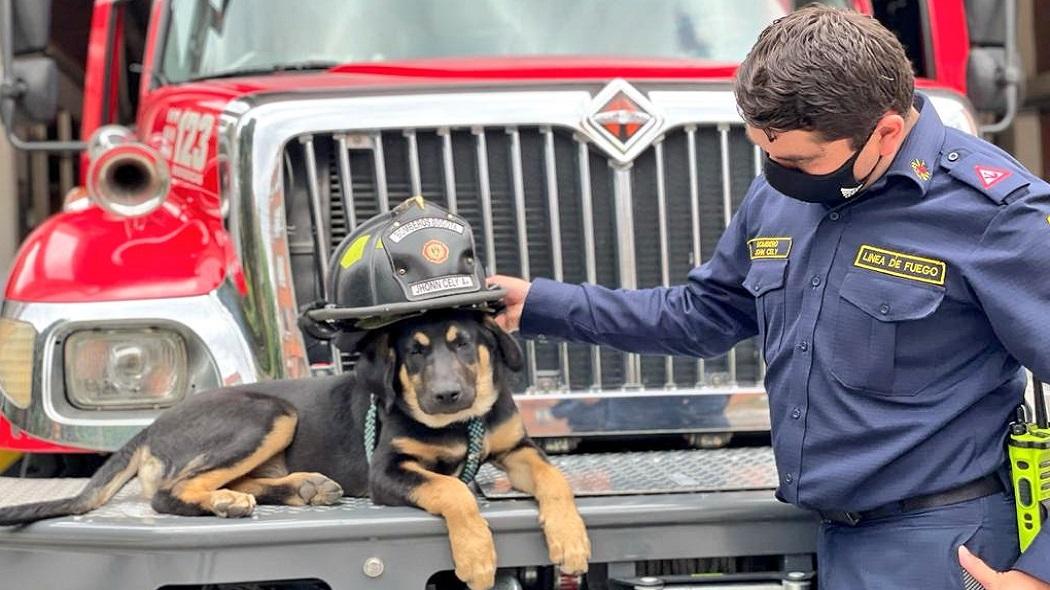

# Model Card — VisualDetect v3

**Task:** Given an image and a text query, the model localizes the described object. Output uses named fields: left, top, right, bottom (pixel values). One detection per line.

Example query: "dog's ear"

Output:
left=355, top=331, right=399, bottom=412
left=482, top=315, right=524, bottom=372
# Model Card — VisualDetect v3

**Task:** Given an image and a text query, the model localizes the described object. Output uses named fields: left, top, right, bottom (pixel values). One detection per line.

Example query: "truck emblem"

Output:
left=592, top=93, right=653, bottom=143
left=583, top=79, right=663, bottom=164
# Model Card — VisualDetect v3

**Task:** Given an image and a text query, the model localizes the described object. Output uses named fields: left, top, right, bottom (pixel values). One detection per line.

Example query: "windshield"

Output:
left=161, top=0, right=851, bottom=83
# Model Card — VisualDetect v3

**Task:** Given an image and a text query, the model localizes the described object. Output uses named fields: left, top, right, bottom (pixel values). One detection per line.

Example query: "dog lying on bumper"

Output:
left=0, top=309, right=591, bottom=589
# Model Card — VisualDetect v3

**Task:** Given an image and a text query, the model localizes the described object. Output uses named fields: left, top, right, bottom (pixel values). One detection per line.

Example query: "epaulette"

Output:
left=939, top=147, right=1032, bottom=205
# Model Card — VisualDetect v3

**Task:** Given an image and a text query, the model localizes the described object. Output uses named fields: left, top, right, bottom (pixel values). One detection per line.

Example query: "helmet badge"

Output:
left=423, top=239, right=450, bottom=264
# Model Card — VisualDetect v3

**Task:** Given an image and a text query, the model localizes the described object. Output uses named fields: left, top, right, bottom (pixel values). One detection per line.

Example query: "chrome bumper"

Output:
left=512, top=388, right=770, bottom=439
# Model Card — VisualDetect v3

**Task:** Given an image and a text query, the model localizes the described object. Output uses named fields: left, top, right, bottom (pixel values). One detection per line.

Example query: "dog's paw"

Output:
left=211, top=490, right=256, bottom=518
left=542, top=510, right=591, bottom=575
left=295, top=473, right=344, bottom=506
left=449, top=517, right=497, bottom=590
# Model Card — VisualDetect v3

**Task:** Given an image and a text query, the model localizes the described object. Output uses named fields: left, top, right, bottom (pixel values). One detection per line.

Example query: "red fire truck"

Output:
left=0, top=1, right=1020, bottom=588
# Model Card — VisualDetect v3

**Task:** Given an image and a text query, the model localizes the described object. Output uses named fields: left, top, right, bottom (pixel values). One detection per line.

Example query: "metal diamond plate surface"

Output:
left=0, top=477, right=88, bottom=506
left=476, top=447, right=778, bottom=499
left=83, top=481, right=382, bottom=520
left=0, top=448, right=779, bottom=520
left=0, top=477, right=383, bottom=522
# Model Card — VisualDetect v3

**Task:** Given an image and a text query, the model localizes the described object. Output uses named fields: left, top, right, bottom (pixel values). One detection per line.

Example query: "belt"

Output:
left=818, top=474, right=1004, bottom=526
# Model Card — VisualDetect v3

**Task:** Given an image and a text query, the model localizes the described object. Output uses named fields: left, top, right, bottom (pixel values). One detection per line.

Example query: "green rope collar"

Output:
left=364, top=394, right=486, bottom=484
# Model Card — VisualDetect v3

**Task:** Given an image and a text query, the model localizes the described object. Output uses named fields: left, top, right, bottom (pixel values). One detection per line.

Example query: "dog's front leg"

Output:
left=496, top=442, right=591, bottom=575
left=377, top=460, right=497, bottom=590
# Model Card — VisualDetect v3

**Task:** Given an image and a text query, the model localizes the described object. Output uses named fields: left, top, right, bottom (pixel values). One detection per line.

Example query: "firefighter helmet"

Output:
left=301, top=196, right=505, bottom=342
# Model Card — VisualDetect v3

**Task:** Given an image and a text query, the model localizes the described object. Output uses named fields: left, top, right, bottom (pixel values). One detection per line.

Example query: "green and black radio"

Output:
left=1008, top=379, right=1050, bottom=551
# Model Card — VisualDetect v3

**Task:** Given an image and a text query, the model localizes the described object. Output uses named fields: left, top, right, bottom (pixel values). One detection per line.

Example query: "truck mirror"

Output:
left=11, top=0, right=51, bottom=55
left=6, top=55, right=57, bottom=124
left=967, top=47, right=1022, bottom=115
left=965, top=0, right=1006, bottom=46
left=964, top=0, right=1020, bottom=134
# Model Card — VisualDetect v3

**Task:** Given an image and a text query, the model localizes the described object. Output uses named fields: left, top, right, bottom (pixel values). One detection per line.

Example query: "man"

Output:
left=488, top=5, right=1050, bottom=589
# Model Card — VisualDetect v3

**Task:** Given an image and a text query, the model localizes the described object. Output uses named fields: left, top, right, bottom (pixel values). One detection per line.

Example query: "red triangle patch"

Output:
left=974, top=165, right=1012, bottom=189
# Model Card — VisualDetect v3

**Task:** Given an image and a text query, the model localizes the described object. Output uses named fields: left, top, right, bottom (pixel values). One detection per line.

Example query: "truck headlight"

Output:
left=65, top=329, right=188, bottom=409
left=0, top=318, right=36, bottom=409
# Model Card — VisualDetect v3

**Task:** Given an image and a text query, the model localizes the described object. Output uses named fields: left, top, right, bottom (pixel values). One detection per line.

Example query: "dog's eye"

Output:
left=454, top=338, right=472, bottom=350
left=408, top=344, right=426, bottom=356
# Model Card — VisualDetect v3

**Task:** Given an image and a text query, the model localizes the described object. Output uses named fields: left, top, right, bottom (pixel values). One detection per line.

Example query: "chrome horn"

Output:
left=86, top=125, right=170, bottom=217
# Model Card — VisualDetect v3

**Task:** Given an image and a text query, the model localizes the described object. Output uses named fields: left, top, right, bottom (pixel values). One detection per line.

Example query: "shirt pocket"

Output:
left=743, top=260, right=789, bottom=361
left=829, top=270, right=946, bottom=396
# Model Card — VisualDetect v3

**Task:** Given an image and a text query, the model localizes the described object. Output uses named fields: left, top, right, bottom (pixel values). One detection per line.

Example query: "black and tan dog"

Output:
left=0, top=310, right=590, bottom=590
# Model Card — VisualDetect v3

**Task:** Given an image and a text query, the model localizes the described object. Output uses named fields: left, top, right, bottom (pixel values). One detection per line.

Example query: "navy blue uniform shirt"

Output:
left=519, top=93, right=1050, bottom=580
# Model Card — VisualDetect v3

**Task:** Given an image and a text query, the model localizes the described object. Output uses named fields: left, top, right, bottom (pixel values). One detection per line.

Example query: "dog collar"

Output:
left=364, top=394, right=486, bottom=484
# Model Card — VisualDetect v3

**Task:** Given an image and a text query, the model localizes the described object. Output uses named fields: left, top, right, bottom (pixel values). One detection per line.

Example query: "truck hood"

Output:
left=152, top=56, right=741, bottom=98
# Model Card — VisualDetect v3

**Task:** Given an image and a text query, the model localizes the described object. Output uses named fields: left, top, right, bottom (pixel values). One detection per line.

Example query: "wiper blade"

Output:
left=183, top=61, right=339, bottom=82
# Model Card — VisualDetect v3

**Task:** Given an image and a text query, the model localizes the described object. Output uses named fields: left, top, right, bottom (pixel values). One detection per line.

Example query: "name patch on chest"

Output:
left=853, top=245, right=946, bottom=286
left=747, top=237, right=792, bottom=260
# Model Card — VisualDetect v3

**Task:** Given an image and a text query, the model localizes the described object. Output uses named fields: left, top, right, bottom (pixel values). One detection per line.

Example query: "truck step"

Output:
left=0, top=447, right=812, bottom=590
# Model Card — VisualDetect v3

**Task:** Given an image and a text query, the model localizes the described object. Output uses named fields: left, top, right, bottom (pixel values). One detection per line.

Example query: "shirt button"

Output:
left=879, top=303, right=890, bottom=315
left=797, top=341, right=809, bottom=352
left=947, top=151, right=960, bottom=162
left=752, top=284, right=761, bottom=293
left=785, top=473, right=794, bottom=484
left=791, top=408, right=802, bottom=420
left=810, top=276, right=822, bottom=287
left=829, top=212, right=840, bottom=221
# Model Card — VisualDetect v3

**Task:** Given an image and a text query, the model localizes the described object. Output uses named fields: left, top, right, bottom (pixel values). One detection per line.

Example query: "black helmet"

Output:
left=301, top=196, right=505, bottom=342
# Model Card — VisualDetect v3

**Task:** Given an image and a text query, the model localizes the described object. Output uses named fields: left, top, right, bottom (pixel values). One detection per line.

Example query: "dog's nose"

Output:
left=434, top=390, right=462, bottom=404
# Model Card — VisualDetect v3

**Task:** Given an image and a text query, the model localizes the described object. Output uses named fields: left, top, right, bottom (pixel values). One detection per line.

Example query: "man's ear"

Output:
left=356, top=331, right=398, bottom=411
left=874, top=111, right=907, bottom=157
left=483, top=314, right=524, bottom=372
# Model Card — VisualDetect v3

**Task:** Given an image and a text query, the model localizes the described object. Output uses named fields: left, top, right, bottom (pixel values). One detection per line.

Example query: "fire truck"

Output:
left=0, top=0, right=1021, bottom=588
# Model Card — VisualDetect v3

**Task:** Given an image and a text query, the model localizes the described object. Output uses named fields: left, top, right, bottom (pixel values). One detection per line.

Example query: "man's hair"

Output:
left=733, top=4, right=915, bottom=148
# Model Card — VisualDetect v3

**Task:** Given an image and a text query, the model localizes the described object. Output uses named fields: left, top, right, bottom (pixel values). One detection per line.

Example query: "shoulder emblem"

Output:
left=941, top=149, right=1031, bottom=204
left=974, top=165, right=1011, bottom=189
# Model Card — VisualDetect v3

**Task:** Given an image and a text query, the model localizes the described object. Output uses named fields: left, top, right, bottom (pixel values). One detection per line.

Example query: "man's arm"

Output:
left=495, top=191, right=758, bottom=359
left=963, top=188, right=1050, bottom=583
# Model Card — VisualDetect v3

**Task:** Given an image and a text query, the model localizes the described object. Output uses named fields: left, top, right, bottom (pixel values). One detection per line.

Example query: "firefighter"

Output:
left=488, top=5, right=1050, bottom=589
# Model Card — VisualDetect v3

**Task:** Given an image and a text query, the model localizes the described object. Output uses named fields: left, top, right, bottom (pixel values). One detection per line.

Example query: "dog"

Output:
left=0, top=310, right=591, bottom=590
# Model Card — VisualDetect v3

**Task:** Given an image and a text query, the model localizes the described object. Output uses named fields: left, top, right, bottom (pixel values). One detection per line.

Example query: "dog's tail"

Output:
left=0, top=430, right=147, bottom=526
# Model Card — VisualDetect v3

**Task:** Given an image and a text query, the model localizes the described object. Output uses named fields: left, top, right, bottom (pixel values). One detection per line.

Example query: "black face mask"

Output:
left=762, top=135, right=881, bottom=206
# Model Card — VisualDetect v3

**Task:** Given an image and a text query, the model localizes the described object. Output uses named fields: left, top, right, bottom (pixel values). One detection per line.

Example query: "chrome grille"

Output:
left=284, top=123, right=762, bottom=392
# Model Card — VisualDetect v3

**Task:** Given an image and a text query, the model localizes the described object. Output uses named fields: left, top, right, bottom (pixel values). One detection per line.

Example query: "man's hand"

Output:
left=486, top=274, right=531, bottom=332
left=959, top=546, right=1050, bottom=589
